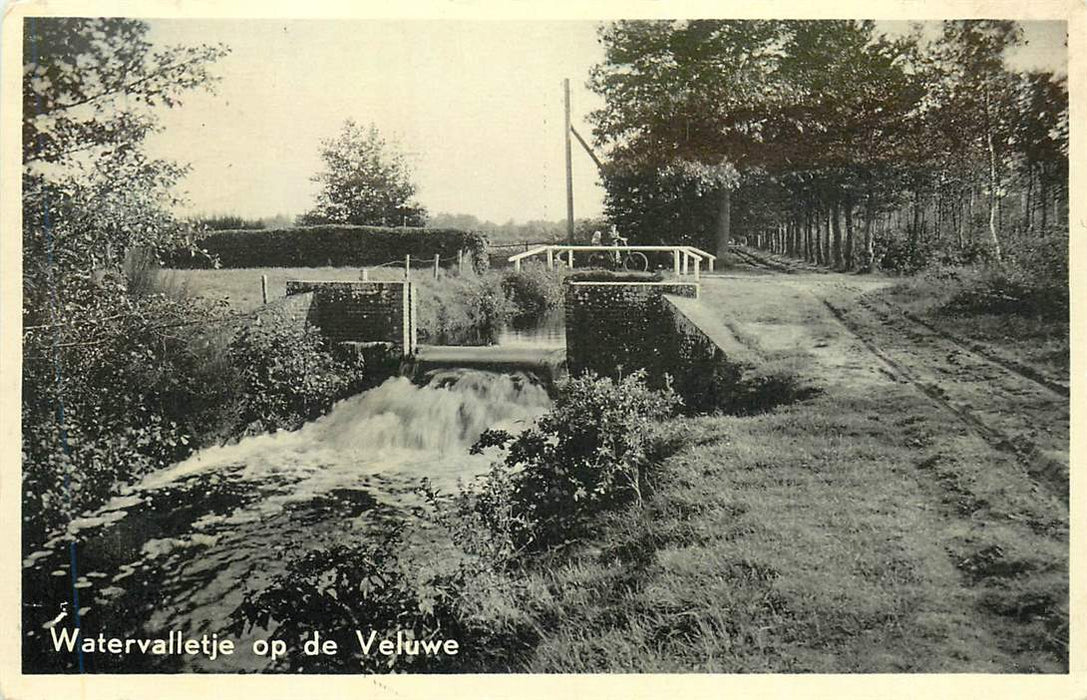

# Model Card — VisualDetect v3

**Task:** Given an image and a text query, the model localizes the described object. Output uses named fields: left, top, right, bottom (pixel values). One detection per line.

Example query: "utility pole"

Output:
left=564, top=78, right=574, bottom=243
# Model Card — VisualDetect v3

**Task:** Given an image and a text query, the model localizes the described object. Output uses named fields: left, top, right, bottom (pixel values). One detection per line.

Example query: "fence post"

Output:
left=360, top=267, right=369, bottom=281
left=546, top=248, right=554, bottom=271
left=433, top=253, right=440, bottom=279
left=568, top=249, right=575, bottom=268
left=405, top=254, right=411, bottom=280
left=673, top=250, right=680, bottom=276
left=260, top=274, right=268, bottom=304
left=682, top=251, right=689, bottom=275
left=457, top=249, right=464, bottom=275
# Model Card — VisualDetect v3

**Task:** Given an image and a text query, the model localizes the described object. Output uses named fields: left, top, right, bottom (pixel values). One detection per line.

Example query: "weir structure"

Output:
left=277, top=270, right=753, bottom=399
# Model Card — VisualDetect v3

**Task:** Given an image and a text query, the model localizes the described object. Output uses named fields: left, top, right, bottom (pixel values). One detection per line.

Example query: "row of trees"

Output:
left=588, top=20, right=1068, bottom=274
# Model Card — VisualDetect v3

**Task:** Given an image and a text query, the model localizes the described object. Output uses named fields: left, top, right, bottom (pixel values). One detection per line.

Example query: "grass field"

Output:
left=163, top=266, right=411, bottom=312
left=506, top=384, right=1065, bottom=672
left=165, top=264, right=563, bottom=346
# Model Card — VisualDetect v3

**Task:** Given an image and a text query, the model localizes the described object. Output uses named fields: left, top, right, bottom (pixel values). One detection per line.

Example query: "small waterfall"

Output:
left=139, top=368, right=551, bottom=492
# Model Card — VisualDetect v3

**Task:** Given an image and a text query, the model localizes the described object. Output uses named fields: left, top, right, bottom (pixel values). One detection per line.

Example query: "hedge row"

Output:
left=163, top=225, right=490, bottom=272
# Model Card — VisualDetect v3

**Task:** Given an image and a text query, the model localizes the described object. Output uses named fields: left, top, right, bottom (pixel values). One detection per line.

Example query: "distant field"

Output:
left=163, top=266, right=411, bottom=312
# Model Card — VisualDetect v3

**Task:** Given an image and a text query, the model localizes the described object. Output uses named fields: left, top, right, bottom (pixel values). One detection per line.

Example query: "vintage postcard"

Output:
left=1, top=0, right=1082, bottom=698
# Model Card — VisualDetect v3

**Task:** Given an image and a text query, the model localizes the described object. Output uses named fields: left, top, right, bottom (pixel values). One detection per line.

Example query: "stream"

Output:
left=23, top=367, right=552, bottom=672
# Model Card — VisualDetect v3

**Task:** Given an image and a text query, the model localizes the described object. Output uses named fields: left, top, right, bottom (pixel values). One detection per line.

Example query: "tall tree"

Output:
left=589, top=20, right=794, bottom=259
left=300, top=119, right=426, bottom=227
left=23, top=18, right=228, bottom=308
left=927, top=21, right=1023, bottom=262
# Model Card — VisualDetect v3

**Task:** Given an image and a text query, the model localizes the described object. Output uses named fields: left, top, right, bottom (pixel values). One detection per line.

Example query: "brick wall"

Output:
left=565, top=280, right=750, bottom=410
left=565, top=282, right=675, bottom=380
left=285, top=280, right=416, bottom=353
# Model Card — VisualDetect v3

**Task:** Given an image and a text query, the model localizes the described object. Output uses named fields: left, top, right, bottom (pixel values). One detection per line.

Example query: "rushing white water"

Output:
left=140, top=368, right=551, bottom=497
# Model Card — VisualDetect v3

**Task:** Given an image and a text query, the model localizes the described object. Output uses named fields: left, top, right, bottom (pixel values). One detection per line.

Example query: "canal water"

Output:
left=422, top=307, right=566, bottom=348
left=23, top=368, right=553, bottom=672
left=494, top=308, right=565, bottom=348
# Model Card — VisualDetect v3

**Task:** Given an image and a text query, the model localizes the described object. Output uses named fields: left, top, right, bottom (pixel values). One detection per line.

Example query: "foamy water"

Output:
left=24, top=369, right=551, bottom=672
left=142, top=369, right=550, bottom=494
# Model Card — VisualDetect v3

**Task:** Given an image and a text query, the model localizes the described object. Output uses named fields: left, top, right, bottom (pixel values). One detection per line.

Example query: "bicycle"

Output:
left=587, top=235, right=650, bottom=272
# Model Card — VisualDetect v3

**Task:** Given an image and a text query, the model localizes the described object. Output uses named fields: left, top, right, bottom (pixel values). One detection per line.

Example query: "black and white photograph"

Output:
left=3, top=1, right=1081, bottom=695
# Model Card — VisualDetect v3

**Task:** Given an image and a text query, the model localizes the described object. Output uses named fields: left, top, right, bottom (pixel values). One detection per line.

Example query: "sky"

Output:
left=143, top=19, right=1067, bottom=225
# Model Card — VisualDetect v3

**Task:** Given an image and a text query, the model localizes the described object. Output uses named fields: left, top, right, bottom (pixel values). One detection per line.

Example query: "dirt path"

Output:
left=690, top=265, right=1068, bottom=670
left=699, top=268, right=1069, bottom=502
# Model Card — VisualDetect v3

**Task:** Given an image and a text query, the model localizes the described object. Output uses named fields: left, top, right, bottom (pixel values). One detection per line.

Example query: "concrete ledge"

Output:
left=663, top=294, right=758, bottom=366
left=411, top=344, right=567, bottom=388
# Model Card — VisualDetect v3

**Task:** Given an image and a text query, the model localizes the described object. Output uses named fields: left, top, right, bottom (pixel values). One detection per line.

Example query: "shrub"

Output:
left=22, top=267, right=369, bottom=550
left=21, top=280, right=236, bottom=549
left=227, top=527, right=467, bottom=673
left=227, top=306, right=367, bottom=435
left=162, top=225, right=489, bottom=273
left=942, top=266, right=1067, bottom=321
left=874, top=235, right=937, bottom=274
left=500, top=262, right=564, bottom=325
left=468, top=370, right=681, bottom=549
left=414, top=272, right=517, bottom=344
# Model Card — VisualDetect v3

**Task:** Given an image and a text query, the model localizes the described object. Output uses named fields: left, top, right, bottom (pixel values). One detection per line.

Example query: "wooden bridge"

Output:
left=508, top=244, right=717, bottom=278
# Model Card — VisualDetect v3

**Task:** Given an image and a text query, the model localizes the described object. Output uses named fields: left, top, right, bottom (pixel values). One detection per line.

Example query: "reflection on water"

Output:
left=23, top=369, right=551, bottom=673
left=423, top=307, right=566, bottom=348
left=495, top=308, right=565, bottom=348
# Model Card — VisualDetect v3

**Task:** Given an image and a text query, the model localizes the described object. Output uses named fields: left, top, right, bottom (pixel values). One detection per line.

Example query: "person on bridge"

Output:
left=608, top=225, right=627, bottom=266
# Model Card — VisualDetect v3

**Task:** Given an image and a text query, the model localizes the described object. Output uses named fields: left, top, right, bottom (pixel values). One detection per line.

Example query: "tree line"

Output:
left=587, top=20, right=1068, bottom=275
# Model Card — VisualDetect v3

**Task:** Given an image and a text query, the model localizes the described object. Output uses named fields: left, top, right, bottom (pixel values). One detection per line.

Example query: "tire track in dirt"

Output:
left=730, top=247, right=795, bottom=273
left=868, top=298, right=1068, bottom=397
left=814, top=291, right=1068, bottom=501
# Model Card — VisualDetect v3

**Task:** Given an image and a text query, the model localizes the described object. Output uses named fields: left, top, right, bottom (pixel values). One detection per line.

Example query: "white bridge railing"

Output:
left=508, top=244, right=716, bottom=278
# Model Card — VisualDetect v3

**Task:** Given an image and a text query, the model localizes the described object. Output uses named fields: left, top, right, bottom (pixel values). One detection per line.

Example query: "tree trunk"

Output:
left=1040, top=169, right=1049, bottom=233
left=1024, top=163, right=1034, bottom=235
left=910, top=192, right=921, bottom=250
left=805, top=210, right=813, bottom=262
left=823, top=207, right=832, bottom=266
left=831, top=199, right=843, bottom=269
left=985, top=93, right=1003, bottom=263
left=934, top=188, right=942, bottom=241
left=716, top=187, right=731, bottom=264
left=957, top=190, right=967, bottom=249
left=844, top=196, right=855, bottom=271
left=862, top=194, right=874, bottom=272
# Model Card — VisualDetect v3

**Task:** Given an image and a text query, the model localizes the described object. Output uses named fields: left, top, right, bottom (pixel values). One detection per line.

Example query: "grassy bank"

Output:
left=503, top=383, right=1065, bottom=672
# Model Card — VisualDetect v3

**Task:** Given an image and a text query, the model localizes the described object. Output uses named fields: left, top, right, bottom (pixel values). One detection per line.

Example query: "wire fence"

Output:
left=25, top=238, right=575, bottom=338
left=24, top=249, right=488, bottom=334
